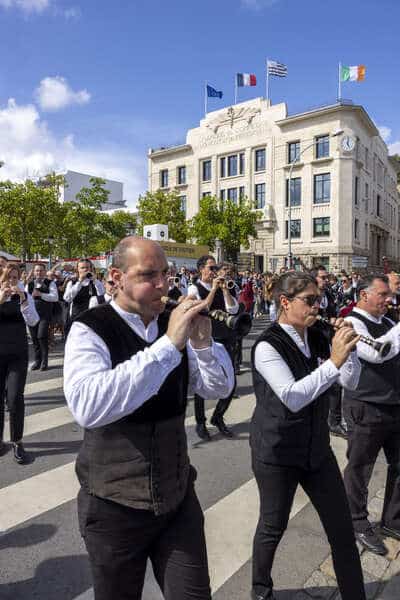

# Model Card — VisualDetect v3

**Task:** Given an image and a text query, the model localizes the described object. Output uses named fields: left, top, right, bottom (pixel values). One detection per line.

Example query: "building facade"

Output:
left=60, top=170, right=127, bottom=211
left=148, top=98, right=400, bottom=272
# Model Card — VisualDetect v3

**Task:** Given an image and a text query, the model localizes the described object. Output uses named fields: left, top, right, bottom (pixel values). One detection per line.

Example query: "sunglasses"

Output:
left=106, top=280, right=114, bottom=285
left=209, top=266, right=219, bottom=272
left=292, top=294, right=322, bottom=307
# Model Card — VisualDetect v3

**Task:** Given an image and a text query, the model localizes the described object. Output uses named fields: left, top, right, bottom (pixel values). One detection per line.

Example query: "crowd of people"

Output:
left=1, top=243, right=400, bottom=599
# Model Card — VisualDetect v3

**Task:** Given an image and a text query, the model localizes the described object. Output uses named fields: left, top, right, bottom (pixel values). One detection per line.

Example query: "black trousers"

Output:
left=194, top=338, right=235, bottom=424
left=252, top=450, right=365, bottom=600
left=344, top=399, right=400, bottom=532
left=327, top=383, right=343, bottom=426
left=28, top=318, right=49, bottom=366
left=78, top=484, right=211, bottom=600
left=0, top=353, right=28, bottom=442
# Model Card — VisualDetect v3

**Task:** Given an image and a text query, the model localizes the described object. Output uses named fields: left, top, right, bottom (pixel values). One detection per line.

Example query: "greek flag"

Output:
left=267, top=60, right=288, bottom=78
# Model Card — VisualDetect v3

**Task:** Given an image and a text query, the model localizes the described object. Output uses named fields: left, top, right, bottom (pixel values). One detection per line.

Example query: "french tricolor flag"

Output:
left=236, top=73, right=257, bottom=87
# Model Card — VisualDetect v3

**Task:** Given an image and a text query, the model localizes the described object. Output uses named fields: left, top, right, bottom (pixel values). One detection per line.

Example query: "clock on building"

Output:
left=341, top=135, right=355, bottom=153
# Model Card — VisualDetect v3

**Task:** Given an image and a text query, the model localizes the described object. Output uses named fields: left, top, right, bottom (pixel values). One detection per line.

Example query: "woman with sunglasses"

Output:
left=0, top=263, right=39, bottom=464
left=250, top=271, right=366, bottom=600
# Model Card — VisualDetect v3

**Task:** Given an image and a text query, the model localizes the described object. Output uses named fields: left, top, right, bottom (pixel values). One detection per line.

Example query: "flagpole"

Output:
left=234, top=74, right=237, bottom=105
left=266, top=58, right=270, bottom=103
left=204, top=81, right=208, bottom=117
left=338, top=62, right=342, bottom=102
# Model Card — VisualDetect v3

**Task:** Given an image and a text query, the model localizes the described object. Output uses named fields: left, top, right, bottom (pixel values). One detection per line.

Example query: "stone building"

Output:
left=148, top=98, right=400, bottom=272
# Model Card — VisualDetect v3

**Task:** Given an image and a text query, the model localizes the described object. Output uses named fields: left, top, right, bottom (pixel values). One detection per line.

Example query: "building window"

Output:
left=314, top=173, right=331, bottom=204
left=202, top=160, right=211, bottom=182
left=354, top=218, right=359, bottom=239
left=288, top=141, right=300, bottom=163
left=239, top=186, right=245, bottom=199
left=285, top=219, right=301, bottom=239
left=365, top=223, right=368, bottom=248
left=202, top=191, right=211, bottom=198
left=177, top=166, right=186, bottom=185
left=160, top=169, right=168, bottom=188
left=286, top=177, right=301, bottom=206
left=239, top=152, right=245, bottom=175
left=355, top=176, right=359, bottom=206
left=255, top=148, right=266, bottom=171
left=227, top=155, right=237, bottom=177
left=227, top=187, right=238, bottom=204
left=315, top=135, right=329, bottom=159
left=365, top=147, right=369, bottom=170
left=220, top=157, right=226, bottom=178
left=180, top=195, right=187, bottom=214
left=255, top=183, right=265, bottom=209
left=220, top=189, right=226, bottom=201
left=377, top=194, right=381, bottom=217
left=313, top=217, right=330, bottom=237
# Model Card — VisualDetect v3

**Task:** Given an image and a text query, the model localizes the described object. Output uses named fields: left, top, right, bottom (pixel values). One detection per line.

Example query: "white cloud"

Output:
left=0, top=97, right=144, bottom=207
left=241, top=0, right=279, bottom=10
left=35, top=76, right=91, bottom=112
left=378, top=126, right=392, bottom=143
left=388, top=141, right=400, bottom=156
left=62, top=6, right=80, bottom=18
left=0, top=0, right=50, bottom=12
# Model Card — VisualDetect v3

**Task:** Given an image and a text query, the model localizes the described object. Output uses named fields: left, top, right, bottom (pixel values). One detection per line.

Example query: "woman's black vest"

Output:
left=74, top=304, right=191, bottom=515
left=343, top=311, right=400, bottom=406
left=28, top=279, right=53, bottom=320
left=250, top=322, right=332, bottom=470
left=0, top=295, right=28, bottom=356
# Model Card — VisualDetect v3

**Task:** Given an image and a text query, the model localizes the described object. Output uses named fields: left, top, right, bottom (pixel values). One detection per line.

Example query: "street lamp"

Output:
left=45, top=236, right=55, bottom=269
left=287, top=129, right=344, bottom=270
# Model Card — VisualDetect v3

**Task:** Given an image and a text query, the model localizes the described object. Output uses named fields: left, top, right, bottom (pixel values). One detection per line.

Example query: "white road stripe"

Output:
left=25, top=377, right=64, bottom=397
left=4, top=406, right=74, bottom=442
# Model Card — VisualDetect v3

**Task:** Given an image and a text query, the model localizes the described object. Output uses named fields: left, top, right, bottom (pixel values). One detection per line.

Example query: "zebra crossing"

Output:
left=0, top=319, right=378, bottom=600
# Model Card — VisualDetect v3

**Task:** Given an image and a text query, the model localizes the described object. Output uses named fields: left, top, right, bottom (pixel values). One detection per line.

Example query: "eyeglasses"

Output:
left=292, top=295, right=322, bottom=307
left=106, top=280, right=114, bottom=285
left=208, top=266, right=218, bottom=272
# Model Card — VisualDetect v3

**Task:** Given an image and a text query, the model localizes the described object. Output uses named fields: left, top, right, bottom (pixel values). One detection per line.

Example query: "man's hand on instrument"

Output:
left=166, top=298, right=210, bottom=351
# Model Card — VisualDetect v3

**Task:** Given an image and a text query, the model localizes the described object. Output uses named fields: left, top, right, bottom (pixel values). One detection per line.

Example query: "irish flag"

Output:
left=236, top=73, right=257, bottom=87
left=341, top=65, right=366, bottom=82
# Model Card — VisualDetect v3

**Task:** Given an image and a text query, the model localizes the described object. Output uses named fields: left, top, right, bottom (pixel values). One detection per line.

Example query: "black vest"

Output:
left=0, top=295, right=28, bottom=356
left=250, top=322, right=332, bottom=469
left=343, top=311, right=400, bottom=406
left=195, top=281, right=235, bottom=342
left=74, top=304, right=191, bottom=515
left=71, top=281, right=101, bottom=320
left=28, top=279, right=53, bottom=320
left=386, top=294, right=400, bottom=323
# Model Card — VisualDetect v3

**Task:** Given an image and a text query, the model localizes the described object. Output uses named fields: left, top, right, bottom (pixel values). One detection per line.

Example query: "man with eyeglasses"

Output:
left=188, top=255, right=239, bottom=440
left=343, top=274, right=400, bottom=556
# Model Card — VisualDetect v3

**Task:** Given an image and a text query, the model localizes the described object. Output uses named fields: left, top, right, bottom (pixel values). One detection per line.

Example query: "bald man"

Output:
left=64, top=237, right=234, bottom=600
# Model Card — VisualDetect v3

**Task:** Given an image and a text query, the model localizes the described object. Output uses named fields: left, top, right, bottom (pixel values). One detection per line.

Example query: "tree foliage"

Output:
left=137, top=190, right=187, bottom=243
left=0, top=175, right=137, bottom=260
left=189, top=196, right=260, bottom=262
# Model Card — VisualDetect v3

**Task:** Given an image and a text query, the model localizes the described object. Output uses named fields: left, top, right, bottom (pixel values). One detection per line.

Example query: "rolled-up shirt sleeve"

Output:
left=63, top=280, right=82, bottom=303
left=338, top=350, right=361, bottom=390
left=40, top=281, right=58, bottom=302
left=64, top=322, right=183, bottom=428
left=187, top=340, right=234, bottom=399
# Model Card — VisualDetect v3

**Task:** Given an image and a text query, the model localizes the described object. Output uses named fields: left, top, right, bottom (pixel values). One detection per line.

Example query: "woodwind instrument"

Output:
left=316, top=315, right=392, bottom=358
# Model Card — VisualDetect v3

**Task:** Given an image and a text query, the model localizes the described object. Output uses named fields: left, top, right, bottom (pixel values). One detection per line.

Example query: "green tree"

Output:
left=91, top=210, right=138, bottom=254
left=189, top=195, right=260, bottom=262
left=137, top=190, right=187, bottom=242
left=0, top=176, right=64, bottom=260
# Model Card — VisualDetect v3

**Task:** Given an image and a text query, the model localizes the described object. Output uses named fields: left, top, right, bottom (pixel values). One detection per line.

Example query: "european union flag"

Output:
left=207, top=84, right=223, bottom=99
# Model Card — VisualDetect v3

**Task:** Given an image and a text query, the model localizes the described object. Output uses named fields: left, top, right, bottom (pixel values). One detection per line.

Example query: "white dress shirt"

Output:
left=64, top=300, right=234, bottom=429
left=4, top=293, right=39, bottom=327
left=187, top=280, right=239, bottom=314
left=25, top=280, right=58, bottom=303
left=254, top=323, right=361, bottom=413
left=345, top=307, right=400, bottom=364
left=64, top=278, right=105, bottom=315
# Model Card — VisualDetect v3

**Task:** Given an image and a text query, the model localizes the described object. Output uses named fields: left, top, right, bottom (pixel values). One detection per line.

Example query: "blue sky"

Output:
left=0, top=0, right=399, bottom=207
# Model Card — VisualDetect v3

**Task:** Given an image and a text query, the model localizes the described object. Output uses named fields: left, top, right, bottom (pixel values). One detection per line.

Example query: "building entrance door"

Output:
left=255, top=255, right=264, bottom=273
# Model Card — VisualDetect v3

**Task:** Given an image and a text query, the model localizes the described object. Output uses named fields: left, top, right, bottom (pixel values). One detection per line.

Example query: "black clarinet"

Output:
left=316, top=315, right=392, bottom=358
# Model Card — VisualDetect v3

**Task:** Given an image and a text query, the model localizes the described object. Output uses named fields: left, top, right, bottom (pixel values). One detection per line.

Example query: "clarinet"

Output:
left=316, top=315, right=392, bottom=359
